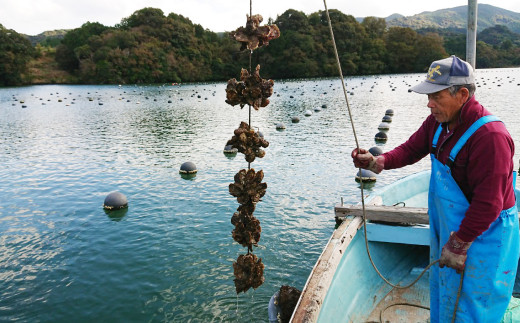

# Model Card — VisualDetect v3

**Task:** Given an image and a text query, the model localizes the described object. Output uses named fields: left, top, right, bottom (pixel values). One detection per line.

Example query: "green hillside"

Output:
left=1, top=5, right=520, bottom=86
left=387, top=4, right=520, bottom=33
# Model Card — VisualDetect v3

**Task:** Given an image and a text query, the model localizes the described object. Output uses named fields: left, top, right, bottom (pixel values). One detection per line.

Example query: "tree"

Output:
left=119, top=8, right=166, bottom=29
left=359, top=17, right=387, bottom=74
left=385, top=27, right=418, bottom=73
left=55, top=22, right=108, bottom=71
left=414, top=33, right=447, bottom=71
left=0, top=25, right=35, bottom=85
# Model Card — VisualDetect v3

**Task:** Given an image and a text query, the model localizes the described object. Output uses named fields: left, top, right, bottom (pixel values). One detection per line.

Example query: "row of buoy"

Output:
left=9, top=85, right=216, bottom=109
left=355, top=109, right=394, bottom=183
left=269, top=104, right=329, bottom=132
left=375, top=109, right=393, bottom=143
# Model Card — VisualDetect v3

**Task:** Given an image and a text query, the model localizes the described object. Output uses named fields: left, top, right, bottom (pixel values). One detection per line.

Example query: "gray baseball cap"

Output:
left=410, top=55, right=475, bottom=94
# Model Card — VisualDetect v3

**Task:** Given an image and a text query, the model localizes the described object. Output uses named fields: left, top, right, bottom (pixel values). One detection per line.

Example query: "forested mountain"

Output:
left=1, top=5, right=519, bottom=86
left=386, top=4, right=520, bottom=33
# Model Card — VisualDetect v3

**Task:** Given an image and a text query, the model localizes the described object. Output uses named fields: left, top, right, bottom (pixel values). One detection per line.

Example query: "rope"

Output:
left=451, top=270, right=464, bottom=323
left=248, top=0, right=253, bottom=171
left=321, top=1, right=464, bottom=321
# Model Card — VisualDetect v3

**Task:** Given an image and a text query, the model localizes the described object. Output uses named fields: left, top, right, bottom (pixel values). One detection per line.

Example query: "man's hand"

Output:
left=439, top=232, right=472, bottom=274
left=351, top=148, right=384, bottom=174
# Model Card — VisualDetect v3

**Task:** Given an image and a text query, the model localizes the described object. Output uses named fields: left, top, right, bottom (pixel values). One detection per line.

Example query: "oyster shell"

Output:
left=226, top=121, right=269, bottom=163
left=229, top=168, right=267, bottom=204
left=233, top=253, right=265, bottom=293
left=231, top=14, right=280, bottom=51
left=225, top=65, right=274, bottom=110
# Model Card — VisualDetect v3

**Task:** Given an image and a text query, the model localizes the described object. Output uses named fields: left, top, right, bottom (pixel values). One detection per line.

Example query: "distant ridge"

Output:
left=385, top=14, right=404, bottom=22
left=386, top=4, right=520, bottom=33
left=23, top=29, right=69, bottom=46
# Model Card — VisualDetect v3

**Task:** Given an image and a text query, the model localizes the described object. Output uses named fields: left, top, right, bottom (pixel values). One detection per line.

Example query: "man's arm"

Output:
left=382, top=116, right=435, bottom=170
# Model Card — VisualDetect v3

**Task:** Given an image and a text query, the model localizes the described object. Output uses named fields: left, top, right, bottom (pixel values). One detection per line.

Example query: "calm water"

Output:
left=1, top=68, right=519, bottom=322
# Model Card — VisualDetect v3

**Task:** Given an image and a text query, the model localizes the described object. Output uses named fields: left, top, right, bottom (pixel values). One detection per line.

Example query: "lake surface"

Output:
left=1, top=68, right=519, bottom=322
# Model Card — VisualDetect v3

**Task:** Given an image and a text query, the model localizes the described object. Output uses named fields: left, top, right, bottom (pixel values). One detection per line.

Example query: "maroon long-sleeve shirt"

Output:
left=382, top=95, right=516, bottom=242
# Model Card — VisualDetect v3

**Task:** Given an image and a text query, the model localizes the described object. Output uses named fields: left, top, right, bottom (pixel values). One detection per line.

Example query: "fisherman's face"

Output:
left=427, top=88, right=469, bottom=128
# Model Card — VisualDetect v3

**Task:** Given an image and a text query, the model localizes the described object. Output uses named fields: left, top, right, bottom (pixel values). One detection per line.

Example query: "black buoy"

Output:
left=382, top=115, right=392, bottom=123
left=355, top=169, right=377, bottom=182
left=378, top=123, right=389, bottom=131
left=179, top=162, right=197, bottom=174
left=385, top=109, right=394, bottom=116
left=291, top=116, right=300, bottom=123
left=103, top=191, right=128, bottom=210
left=369, top=146, right=383, bottom=157
left=375, top=131, right=388, bottom=143
left=321, top=104, right=327, bottom=109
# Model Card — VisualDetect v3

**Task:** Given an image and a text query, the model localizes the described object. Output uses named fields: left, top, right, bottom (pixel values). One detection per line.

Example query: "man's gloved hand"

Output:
left=351, top=148, right=384, bottom=174
left=439, top=232, right=472, bottom=274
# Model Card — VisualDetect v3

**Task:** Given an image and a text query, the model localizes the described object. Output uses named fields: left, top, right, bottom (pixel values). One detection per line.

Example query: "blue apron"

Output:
left=428, top=115, right=520, bottom=322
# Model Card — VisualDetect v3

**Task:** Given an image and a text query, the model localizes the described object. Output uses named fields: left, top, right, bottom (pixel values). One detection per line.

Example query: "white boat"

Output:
left=289, top=170, right=520, bottom=322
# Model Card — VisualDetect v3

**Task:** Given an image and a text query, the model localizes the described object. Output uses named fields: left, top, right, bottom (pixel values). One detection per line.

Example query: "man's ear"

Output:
left=458, top=87, right=470, bottom=103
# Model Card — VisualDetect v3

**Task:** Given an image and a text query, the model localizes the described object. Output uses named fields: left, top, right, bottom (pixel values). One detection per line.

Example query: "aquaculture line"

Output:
left=224, top=12, right=280, bottom=293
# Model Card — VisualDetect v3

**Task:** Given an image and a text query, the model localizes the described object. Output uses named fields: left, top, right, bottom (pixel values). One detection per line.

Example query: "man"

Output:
left=352, top=55, right=519, bottom=322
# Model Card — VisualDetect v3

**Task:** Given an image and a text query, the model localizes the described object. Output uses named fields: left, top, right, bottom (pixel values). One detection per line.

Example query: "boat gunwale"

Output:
left=290, top=216, right=364, bottom=322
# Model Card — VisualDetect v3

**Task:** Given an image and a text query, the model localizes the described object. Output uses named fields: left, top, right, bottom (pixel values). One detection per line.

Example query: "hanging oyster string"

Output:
left=225, top=12, right=280, bottom=294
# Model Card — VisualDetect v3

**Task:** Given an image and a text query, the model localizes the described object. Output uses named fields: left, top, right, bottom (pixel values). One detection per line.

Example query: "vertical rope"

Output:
left=322, top=2, right=462, bottom=321
left=247, top=0, right=253, bottom=171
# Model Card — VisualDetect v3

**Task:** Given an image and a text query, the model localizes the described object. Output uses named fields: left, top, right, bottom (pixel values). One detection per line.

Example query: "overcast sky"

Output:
left=1, top=0, right=519, bottom=35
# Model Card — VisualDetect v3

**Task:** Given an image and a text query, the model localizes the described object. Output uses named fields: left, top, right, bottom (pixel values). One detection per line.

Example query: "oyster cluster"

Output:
left=226, top=121, right=269, bottom=163
left=278, top=285, right=302, bottom=323
left=226, top=65, right=274, bottom=110
left=231, top=14, right=280, bottom=51
left=231, top=213, right=261, bottom=251
left=233, top=253, right=265, bottom=294
left=229, top=168, right=267, bottom=205
left=229, top=168, right=266, bottom=251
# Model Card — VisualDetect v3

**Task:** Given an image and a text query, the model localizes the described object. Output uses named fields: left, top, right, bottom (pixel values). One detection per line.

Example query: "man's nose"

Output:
left=427, top=98, right=435, bottom=109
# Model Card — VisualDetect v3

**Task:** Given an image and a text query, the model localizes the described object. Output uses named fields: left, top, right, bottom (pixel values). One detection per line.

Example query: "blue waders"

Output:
left=429, top=115, right=520, bottom=322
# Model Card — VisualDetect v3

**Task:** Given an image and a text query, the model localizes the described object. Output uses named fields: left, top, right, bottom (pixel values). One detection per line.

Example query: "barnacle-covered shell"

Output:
left=231, top=213, right=261, bottom=250
left=233, top=253, right=265, bottom=293
left=225, top=65, right=274, bottom=110
left=226, top=121, right=269, bottom=162
left=231, top=14, right=280, bottom=51
left=229, top=168, right=267, bottom=204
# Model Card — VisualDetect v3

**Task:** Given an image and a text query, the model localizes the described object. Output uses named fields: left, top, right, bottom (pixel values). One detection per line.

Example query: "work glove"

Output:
left=351, top=148, right=384, bottom=174
left=439, top=232, right=472, bottom=274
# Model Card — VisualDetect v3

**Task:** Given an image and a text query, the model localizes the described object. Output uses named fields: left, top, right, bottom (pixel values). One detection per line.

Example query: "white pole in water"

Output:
left=466, top=0, right=478, bottom=69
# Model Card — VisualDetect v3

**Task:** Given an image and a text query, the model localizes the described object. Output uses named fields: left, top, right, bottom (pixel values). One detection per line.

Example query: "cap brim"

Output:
left=409, top=81, right=451, bottom=94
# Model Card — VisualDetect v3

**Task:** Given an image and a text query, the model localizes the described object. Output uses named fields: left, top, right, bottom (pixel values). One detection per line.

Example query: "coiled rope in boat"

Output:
left=320, top=1, right=463, bottom=322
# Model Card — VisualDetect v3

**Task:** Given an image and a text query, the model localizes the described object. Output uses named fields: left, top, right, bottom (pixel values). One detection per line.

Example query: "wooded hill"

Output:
left=1, top=5, right=520, bottom=86
left=386, top=4, right=520, bottom=33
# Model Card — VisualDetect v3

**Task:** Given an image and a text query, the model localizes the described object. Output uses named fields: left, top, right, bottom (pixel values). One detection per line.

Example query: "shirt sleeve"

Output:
left=382, top=116, right=434, bottom=170
left=456, top=125, right=516, bottom=242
